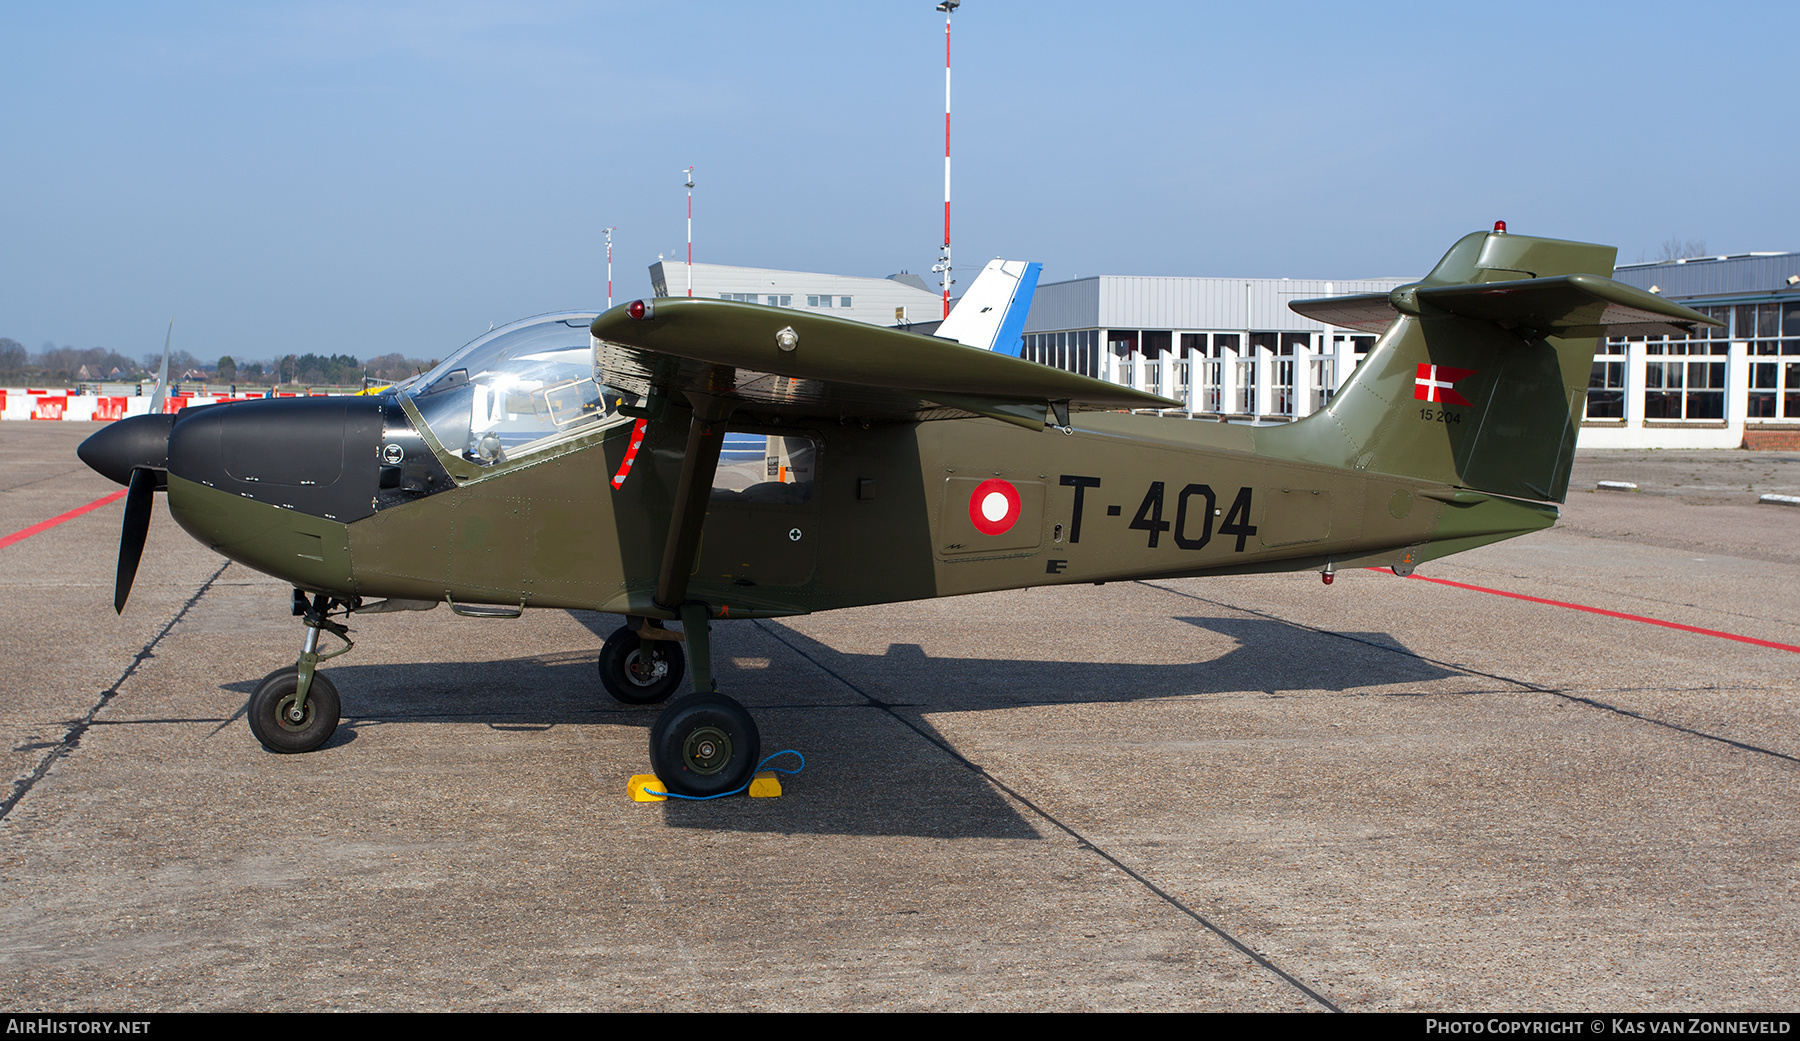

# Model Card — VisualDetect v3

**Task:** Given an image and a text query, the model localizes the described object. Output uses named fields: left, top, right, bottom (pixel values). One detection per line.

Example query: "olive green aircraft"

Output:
left=77, top=226, right=1718, bottom=797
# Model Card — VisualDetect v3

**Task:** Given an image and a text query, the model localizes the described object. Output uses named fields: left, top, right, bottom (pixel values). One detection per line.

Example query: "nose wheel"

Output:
left=648, top=693, right=760, bottom=798
left=248, top=591, right=353, bottom=754
left=248, top=666, right=342, bottom=753
left=598, top=625, right=686, bottom=704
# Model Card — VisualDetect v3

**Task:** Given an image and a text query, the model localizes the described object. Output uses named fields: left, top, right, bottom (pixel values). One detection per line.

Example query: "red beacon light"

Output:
left=1493, top=220, right=1507, bottom=234
left=626, top=299, right=653, bottom=320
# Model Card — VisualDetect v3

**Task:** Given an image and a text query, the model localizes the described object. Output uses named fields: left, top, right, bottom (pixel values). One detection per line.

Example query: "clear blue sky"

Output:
left=4, top=1, right=1794, bottom=366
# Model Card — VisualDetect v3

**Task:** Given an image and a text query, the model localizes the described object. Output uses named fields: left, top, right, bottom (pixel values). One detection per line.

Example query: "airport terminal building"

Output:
left=1019, top=253, right=1800, bottom=450
left=1600, top=253, right=1800, bottom=449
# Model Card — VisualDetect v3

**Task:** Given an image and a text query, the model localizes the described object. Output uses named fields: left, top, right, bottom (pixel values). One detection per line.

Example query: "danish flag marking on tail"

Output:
left=1414, top=364, right=1477, bottom=407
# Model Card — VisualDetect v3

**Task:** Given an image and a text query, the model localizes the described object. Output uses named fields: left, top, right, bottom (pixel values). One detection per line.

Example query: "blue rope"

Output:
left=644, top=750, right=805, bottom=801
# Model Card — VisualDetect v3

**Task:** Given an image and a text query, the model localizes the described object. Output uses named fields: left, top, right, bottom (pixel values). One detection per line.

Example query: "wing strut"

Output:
left=653, top=385, right=736, bottom=694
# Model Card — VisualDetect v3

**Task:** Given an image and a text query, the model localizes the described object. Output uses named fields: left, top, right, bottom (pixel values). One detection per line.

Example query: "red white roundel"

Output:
left=968, top=478, right=1022, bottom=536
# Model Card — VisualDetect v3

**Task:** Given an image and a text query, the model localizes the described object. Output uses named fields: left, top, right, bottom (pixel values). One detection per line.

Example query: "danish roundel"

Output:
left=968, top=478, right=1022, bottom=536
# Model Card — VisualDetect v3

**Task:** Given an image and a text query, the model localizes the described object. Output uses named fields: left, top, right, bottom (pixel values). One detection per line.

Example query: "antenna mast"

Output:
left=603, top=226, right=616, bottom=309
left=683, top=167, right=695, bottom=297
left=932, top=1, right=960, bottom=318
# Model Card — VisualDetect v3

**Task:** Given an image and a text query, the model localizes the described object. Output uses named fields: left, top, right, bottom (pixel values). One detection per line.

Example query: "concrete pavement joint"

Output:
left=0, top=557, right=230, bottom=823
left=753, top=617, right=1344, bottom=1014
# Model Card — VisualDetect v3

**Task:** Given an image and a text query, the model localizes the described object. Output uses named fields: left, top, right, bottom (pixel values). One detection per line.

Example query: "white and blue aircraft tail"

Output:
left=936, top=259, right=1041, bottom=356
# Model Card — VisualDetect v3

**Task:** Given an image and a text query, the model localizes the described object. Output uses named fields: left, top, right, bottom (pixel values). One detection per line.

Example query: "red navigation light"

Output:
left=1493, top=220, right=1507, bottom=234
left=627, top=299, right=652, bottom=320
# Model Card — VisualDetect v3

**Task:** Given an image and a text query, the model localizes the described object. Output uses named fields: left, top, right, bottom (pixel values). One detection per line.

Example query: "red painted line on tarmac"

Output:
left=1392, top=570, right=1800, bottom=655
left=0, top=489, right=128, bottom=550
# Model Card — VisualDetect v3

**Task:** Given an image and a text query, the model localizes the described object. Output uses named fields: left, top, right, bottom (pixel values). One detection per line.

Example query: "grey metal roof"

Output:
left=1612, top=253, right=1800, bottom=302
left=646, top=261, right=942, bottom=326
left=1023, top=275, right=1410, bottom=334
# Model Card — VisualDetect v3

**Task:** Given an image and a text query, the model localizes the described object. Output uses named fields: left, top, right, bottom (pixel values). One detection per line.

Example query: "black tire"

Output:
left=248, top=666, right=341, bottom=754
left=648, top=693, right=761, bottom=798
left=598, top=626, right=686, bottom=704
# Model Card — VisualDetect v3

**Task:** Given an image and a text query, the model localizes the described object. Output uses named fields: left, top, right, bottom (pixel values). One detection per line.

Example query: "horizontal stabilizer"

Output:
left=1291, top=274, right=1721, bottom=337
left=1287, top=293, right=1397, bottom=333
left=591, top=298, right=1178, bottom=428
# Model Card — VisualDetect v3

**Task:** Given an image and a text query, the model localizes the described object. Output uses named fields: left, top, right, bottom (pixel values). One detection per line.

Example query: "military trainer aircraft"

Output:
left=77, top=226, right=1718, bottom=796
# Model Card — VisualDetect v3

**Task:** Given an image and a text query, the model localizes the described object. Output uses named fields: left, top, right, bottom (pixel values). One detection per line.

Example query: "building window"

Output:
left=1587, top=360, right=1626, bottom=419
left=1310, top=357, right=1335, bottom=411
left=1749, top=340, right=1800, bottom=419
left=1272, top=358, right=1295, bottom=415
left=718, top=293, right=757, bottom=303
left=840, top=296, right=852, bottom=308
left=1212, top=334, right=1239, bottom=414
left=766, top=295, right=792, bottom=307
left=1642, top=321, right=1728, bottom=420
left=806, top=295, right=832, bottom=307
left=1645, top=357, right=1726, bottom=420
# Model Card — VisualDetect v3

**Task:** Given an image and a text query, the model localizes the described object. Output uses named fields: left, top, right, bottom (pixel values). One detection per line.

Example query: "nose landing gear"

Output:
left=248, top=592, right=353, bottom=753
left=597, top=622, right=687, bottom=704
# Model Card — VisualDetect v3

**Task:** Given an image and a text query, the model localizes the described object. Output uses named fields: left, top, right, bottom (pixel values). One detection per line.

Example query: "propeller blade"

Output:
left=114, top=466, right=155, bottom=613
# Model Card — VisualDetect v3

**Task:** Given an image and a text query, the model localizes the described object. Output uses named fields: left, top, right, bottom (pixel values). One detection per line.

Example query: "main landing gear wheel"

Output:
left=648, top=693, right=761, bottom=798
left=247, top=666, right=341, bottom=754
left=598, top=626, right=686, bottom=704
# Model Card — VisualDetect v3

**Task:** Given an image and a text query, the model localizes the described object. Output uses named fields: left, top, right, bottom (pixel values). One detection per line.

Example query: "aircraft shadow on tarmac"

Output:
left=213, top=611, right=1462, bottom=839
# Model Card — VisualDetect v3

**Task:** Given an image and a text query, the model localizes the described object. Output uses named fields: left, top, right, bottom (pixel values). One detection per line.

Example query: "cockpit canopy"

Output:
left=405, top=312, right=633, bottom=467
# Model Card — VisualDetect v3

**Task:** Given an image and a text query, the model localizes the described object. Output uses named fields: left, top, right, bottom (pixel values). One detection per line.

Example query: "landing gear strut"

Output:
left=635, top=394, right=763, bottom=797
left=248, top=592, right=352, bottom=753
left=638, top=604, right=761, bottom=797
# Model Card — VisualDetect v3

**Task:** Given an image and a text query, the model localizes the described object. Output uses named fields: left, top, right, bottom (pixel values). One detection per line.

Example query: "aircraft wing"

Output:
left=590, top=298, right=1178, bottom=430
left=1290, top=274, right=1721, bottom=338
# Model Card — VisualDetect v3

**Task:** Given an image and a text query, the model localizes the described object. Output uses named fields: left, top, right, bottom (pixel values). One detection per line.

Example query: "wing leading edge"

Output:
left=590, top=298, right=1178, bottom=429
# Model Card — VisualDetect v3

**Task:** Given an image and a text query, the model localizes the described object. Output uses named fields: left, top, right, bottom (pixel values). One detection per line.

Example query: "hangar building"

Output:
left=1019, top=274, right=1410, bottom=420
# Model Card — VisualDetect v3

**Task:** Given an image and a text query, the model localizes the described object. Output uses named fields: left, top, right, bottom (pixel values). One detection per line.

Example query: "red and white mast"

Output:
left=933, top=1, right=959, bottom=317
left=603, top=226, right=616, bottom=309
left=683, top=166, right=695, bottom=297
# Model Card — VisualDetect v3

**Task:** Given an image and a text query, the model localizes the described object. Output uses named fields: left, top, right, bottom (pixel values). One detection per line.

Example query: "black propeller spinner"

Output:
left=76, top=412, right=176, bottom=614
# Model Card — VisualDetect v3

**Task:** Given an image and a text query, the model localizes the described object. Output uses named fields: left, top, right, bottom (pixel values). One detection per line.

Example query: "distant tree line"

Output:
left=1, top=337, right=437, bottom=388
left=0, top=339, right=156, bottom=384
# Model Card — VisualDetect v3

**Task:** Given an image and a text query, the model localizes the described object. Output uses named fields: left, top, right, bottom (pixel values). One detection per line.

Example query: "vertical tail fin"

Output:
left=1268, top=230, right=1718, bottom=503
left=937, top=259, right=1041, bottom=355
